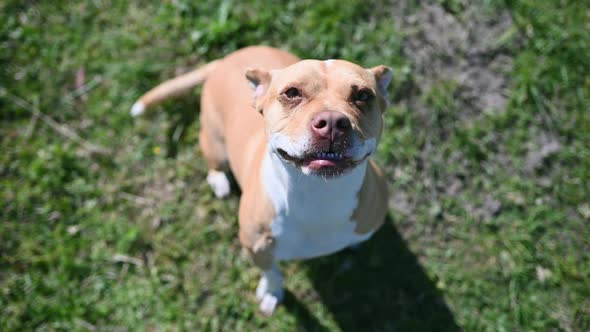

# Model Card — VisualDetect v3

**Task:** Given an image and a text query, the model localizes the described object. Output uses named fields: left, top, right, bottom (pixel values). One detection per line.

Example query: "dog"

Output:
left=131, top=46, right=391, bottom=315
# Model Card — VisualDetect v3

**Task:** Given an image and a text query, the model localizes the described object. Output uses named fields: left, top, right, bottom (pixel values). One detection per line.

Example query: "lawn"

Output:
left=1, top=0, right=589, bottom=331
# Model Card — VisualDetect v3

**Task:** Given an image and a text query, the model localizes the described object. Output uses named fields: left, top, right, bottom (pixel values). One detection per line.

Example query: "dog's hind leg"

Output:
left=205, top=169, right=230, bottom=199
left=199, top=127, right=231, bottom=198
left=199, top=91, right=231, bottom=198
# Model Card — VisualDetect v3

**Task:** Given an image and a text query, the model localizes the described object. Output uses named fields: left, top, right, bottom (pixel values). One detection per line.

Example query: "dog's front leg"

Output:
left=247, top=234, right=283, bottom=315
left=256, top=263, right=284, bottom=315
left=238, top=184, right=283, bottom=315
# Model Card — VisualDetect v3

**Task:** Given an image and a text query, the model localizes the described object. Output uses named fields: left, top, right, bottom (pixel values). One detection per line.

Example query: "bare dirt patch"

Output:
left=385, top=1, right=519, bottom=225
left=398, top=2, right=516, bottom=116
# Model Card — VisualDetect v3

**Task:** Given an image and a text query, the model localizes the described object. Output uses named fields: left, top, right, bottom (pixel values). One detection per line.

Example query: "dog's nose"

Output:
left=311, top=111, right=351, bottom=141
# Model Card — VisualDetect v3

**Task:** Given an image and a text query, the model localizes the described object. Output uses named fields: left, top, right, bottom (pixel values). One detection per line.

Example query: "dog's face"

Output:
left=246, top=60, right=392, bottom=177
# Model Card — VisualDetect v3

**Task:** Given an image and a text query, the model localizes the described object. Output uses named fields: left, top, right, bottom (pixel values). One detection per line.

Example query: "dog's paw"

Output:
left=259, top=293, right=280, bottom=316
left=130, top=101, right=145, bottom=117
left=256, top=273, right=284, bottom=316
left=206, top=170, right=230, bottom=198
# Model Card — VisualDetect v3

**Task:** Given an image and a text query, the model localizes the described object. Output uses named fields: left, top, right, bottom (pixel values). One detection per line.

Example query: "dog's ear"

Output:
left=369, top=65, right=393, bottom=109
left=245, top=68, right=271, bottom=114
left=369, top=65, right=393, bottom=111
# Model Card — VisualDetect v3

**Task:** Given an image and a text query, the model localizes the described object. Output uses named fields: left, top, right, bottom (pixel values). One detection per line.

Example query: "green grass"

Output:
left=2, top=0, right=589, bottom=330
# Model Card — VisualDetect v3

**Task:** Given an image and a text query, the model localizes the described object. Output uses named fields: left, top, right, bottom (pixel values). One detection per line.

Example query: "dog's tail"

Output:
left=130, top=60, right=219, bottom=116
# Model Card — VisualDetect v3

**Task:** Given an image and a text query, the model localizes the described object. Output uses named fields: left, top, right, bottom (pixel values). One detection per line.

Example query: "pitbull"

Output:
left=131, top=46, right=391, bottom=315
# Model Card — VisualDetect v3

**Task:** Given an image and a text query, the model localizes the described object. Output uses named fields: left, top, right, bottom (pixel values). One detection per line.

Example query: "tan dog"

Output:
left=132, top=46, right=391, bottom=315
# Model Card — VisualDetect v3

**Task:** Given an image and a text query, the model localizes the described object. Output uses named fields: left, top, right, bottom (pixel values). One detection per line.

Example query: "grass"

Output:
left=1, top=0, right=589, bottom=330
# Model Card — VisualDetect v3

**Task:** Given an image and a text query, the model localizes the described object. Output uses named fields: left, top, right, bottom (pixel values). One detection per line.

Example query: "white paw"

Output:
left=255, top=272, right=284, bottom=316
left=259, top=293, right=279, bottom=316
left=130, top=101, right=145, bottom=117
left=206, top=170, right=230, bottom=198
left=256, top=275, right=269, bottom=301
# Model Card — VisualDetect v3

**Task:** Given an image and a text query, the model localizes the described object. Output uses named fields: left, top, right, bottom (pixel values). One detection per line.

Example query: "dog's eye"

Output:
left=353, top=89, right=373, bottom=102
left=283, top=87, right=302, bottom=99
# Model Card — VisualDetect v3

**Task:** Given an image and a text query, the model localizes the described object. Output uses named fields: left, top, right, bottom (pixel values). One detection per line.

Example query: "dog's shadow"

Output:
left=284, top=216, right=461, bottom=331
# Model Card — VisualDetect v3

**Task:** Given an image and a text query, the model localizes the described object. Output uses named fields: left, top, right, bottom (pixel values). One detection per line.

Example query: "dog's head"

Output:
left=245, top=59, right=392, bottom=177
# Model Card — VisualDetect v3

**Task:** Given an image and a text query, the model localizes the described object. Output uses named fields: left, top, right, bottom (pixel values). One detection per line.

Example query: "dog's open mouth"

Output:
left=276, top=148, right=369, bottom=176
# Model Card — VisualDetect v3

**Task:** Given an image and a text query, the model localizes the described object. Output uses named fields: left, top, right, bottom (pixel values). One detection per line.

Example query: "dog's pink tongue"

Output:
left=308, top=159, right=337, bottom=169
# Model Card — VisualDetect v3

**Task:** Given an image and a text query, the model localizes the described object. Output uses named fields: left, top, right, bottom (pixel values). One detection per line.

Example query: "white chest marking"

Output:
left=262, top=151, right=374, bottom=261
